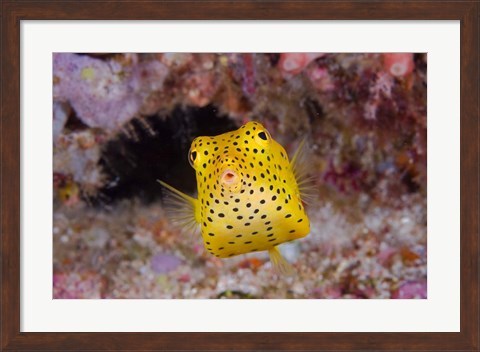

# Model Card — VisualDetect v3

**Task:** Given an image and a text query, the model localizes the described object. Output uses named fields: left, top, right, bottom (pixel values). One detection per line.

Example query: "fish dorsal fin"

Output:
left=157, top=180, right=200, bottom=237
left=268, top=246, right=295, bottom=276
left=290, top=138, right=316, bottom=203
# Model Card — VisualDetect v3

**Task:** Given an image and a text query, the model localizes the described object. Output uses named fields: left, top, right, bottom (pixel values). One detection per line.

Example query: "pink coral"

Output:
left=392, top=281, right=427, bottom=299
left=53, top=271, right=105, bottom=299
left=363, top=72, right=395, bottom=120
left=278, top=53, right=325, bottom=75
left=306, top=66, right=335, bottom=92
left=383, top=53, right=414, bottom=77
left=183, top=71, right=219, bottom=107
left=240, top=53, right=257, bottom=96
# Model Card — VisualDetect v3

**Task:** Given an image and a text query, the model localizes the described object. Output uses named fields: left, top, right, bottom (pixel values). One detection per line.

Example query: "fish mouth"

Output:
left=220, top=169, right=239, bottom=186
left=219, top=165, right=243, bottom=193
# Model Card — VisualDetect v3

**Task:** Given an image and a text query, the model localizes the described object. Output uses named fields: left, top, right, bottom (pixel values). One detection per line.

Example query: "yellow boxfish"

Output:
left=159, top=121, right=311, bottom=275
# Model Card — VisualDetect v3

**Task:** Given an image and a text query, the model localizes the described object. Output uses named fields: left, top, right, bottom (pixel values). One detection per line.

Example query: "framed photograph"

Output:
left=1, top=1, right=478, bottom=351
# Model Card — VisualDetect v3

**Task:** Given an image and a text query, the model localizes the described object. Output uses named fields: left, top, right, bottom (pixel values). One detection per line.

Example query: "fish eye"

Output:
left=255, top=129, right=271, bottom=146
left=189, top=149, right=197, bottom=167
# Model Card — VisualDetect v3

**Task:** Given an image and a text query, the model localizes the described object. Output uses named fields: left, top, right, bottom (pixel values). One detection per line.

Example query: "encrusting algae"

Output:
left=159, top=121, right=311, bottom=275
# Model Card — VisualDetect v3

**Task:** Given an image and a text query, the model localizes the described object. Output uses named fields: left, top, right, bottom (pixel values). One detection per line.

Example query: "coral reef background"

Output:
left=53, top=53, right=427, bottom=299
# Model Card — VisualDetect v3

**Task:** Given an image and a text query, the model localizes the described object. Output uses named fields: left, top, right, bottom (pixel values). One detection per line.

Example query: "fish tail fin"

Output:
left=268, top=246, right=295, bottom=277
left=157, top=180, right=200, bottom=238
left=291, top=138, right=317, bottom=204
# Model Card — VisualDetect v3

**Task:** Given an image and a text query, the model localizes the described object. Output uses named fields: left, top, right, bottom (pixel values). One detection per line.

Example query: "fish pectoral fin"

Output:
left=268, top=246, right=295, bottom=277
left=157, top=180, right=200, bottom=236
left=290, top=137, right=316, bottom=204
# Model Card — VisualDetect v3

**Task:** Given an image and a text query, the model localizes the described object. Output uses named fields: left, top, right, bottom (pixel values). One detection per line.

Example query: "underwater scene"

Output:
left=53, top=53, right=427, bottom=299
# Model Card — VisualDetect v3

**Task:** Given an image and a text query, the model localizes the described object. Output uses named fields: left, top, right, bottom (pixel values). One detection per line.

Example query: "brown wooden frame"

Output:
left=1, top=1, right=478, bottom=351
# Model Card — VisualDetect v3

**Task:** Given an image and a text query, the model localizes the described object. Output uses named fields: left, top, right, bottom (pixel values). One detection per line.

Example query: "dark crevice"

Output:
left=64, top=107, right=89, bottom=132
left=93, top=104, right=239, bottom=206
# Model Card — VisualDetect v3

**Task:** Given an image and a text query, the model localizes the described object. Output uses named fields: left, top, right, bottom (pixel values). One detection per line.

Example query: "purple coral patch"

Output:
left=392, top=281, right=427, bottom=299
left=53, top=53, right=168, bottom=131
left=150, top=253, right=182, bottom=274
